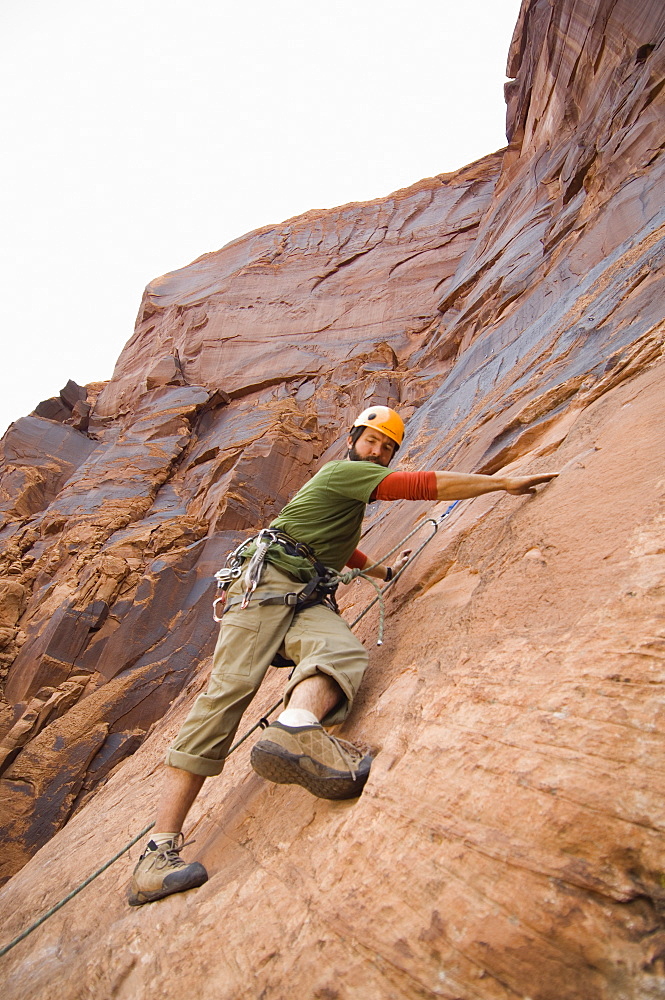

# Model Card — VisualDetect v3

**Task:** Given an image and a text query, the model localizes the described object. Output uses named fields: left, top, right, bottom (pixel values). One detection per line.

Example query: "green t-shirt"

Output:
left=265, top=460, right=394, bottom=582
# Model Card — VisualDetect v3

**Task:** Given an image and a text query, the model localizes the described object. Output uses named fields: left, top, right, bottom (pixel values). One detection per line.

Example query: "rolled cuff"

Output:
left=283, top=663, right=357, bottom=727
left=165, top=748, right=227, bottom=777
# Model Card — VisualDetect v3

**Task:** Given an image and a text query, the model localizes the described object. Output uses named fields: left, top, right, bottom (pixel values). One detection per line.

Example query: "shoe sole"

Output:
left=128, top=887, right=179, bottom=906
left=128, top=866, right=209, bottom=906
left=250, top=740, right=370, bottom=800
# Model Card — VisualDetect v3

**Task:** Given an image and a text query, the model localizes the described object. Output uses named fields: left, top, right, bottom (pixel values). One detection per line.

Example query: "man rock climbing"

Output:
left=129, top=406, right=556, bottom=905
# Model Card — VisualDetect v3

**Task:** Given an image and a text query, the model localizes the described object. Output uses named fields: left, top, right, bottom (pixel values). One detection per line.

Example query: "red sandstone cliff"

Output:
left=0, top=1, right=664, bottom=997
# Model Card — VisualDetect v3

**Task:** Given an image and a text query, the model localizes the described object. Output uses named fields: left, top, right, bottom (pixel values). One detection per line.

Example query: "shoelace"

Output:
left=150, top=836, right=196, bottom=869
left=323, top=732, right=365, bottom=781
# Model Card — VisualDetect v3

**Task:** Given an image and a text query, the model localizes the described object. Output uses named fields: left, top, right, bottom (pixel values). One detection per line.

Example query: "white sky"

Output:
left=0, top=0, right=522, bottom=436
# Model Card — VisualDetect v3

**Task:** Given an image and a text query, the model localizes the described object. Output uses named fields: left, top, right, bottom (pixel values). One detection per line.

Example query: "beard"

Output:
left=347, top=444, right=387, bottom=465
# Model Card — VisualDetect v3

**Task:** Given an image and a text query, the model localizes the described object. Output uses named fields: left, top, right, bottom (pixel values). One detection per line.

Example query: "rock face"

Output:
left=0, top=1, right=664, bottom=997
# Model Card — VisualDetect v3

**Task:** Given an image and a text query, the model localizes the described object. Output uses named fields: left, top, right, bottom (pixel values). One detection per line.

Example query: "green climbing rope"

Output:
left=0, top=501, right=459, bottom=959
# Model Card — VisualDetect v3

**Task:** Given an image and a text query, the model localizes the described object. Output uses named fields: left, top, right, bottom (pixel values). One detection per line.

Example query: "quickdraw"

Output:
left=211, top=535, right=254, bottom=622
left=240, top=528, right=278, bottom=609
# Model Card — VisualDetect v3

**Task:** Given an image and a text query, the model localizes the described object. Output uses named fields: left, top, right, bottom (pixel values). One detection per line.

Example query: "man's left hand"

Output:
left=503, top=472, right=558, bottom=495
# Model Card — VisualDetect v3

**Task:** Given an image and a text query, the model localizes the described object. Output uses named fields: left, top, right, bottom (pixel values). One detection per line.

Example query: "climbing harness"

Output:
left=214, top=501, right=462, bottom=645
left=0, top=500, right=460, bottom=960
left=213, top=528, right=341, bottom=621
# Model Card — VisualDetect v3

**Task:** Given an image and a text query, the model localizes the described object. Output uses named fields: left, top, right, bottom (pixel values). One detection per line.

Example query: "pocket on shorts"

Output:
left=218, top=617, right=261, bottom=677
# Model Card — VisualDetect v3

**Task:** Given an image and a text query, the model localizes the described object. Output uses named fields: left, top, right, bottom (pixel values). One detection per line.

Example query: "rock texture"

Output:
left=0, top=1, right=664, bottom=997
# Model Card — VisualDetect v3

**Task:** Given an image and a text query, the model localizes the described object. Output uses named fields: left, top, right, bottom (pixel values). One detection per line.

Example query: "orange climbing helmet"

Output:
left=351, top=406, right=405, bottom=449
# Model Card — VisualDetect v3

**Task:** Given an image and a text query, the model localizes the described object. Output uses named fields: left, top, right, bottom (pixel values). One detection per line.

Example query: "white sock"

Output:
left=278, top=708, right=319, bottom=728
left=148, top=832, right=179, bottom=849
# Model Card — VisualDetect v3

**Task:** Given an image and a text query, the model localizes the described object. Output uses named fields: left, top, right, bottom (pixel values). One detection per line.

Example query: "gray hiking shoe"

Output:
left=250, top=722, right=372, bottom=800
left=128, top=834, right=208, bottom=906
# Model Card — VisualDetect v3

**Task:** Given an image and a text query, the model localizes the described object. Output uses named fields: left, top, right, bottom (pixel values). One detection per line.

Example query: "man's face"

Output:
left=347, top=427, right=396, bottom=467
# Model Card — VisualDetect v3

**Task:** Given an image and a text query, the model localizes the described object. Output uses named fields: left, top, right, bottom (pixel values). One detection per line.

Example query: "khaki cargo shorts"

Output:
left=166, top=563, right=369, bottom=776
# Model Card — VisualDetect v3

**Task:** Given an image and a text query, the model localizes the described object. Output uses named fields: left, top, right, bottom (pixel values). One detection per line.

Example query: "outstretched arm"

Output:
left=373, top=469, right=557, bottom=503
left=356, top=470, right=558, bottom=578
left=434, top=471, right=557, bottom=500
